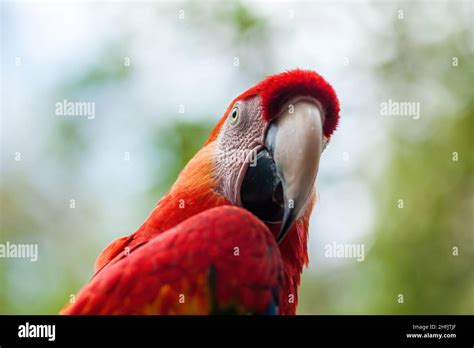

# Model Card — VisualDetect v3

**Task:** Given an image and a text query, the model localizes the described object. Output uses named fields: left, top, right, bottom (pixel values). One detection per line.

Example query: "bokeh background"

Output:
left=0, top=0, right=472, bottom=314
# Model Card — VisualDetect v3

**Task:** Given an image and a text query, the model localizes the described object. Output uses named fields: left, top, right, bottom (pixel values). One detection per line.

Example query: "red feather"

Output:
left=207, top=69, right=340, bottom=143
left=62, top=207, right=282, bottom=315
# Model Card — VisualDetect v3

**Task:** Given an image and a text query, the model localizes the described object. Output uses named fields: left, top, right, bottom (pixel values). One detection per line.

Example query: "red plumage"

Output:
left=239, top=69, right=340, bottom=137
left=208, top=69, right=340, bottom=143
left=62, top=207, right=282, bottom=314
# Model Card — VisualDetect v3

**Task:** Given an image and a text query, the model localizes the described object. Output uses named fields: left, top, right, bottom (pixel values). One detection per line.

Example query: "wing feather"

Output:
left=61, top=206, right=282, bottom=315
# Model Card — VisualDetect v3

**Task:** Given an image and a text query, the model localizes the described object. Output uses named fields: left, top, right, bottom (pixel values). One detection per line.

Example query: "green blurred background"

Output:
left=0, top=0, right=472, bottom=314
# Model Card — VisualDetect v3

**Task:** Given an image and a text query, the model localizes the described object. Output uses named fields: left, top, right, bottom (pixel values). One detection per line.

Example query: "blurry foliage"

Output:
left=1, top=22, right=135, bottom=315
left=51, top=122, right=89, bottom=166
left=360, top=22, right=474, bottom=313
left=148, top=120, right=214, bottom=200
left=61, top=42, right=132, bottom=93
left=215, top=2, right=268, bottom=41
left=300, top=5, right=473, bottom=314
left=365, top=106, right=473, bottom=313
left=65, top=62, right=130, bottom=91
left=181, top=1, right=274, bottom=77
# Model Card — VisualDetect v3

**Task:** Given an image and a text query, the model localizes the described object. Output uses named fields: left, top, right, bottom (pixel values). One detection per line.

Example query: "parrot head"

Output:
left=206, top=69, right=340, bottom=244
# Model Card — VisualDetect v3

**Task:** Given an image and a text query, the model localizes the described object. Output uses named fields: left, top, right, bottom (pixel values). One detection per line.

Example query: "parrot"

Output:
left=61, top=69, right=340, bottom=315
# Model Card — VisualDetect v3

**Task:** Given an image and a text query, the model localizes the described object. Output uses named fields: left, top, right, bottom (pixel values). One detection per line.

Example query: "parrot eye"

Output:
left=229, top=106, right=239, bottom=126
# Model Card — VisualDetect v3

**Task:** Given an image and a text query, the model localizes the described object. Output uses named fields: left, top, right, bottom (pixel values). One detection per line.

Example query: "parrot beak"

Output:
left=240, top=97, right=325, bottom=243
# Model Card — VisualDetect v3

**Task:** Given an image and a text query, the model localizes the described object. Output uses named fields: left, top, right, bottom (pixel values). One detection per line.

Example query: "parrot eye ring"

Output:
left=229, top=106, right=239, bottom=126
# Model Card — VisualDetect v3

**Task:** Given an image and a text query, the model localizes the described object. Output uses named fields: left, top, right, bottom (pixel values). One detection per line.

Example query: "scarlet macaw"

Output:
left=61, top=69, right=340, bottom=315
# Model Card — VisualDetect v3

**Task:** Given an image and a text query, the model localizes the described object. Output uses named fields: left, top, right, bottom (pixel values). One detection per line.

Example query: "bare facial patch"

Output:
left=214, top=95, right=266, bottom=205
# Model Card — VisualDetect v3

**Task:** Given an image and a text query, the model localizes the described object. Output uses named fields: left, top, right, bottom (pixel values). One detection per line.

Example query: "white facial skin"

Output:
left=214, top=95, right=266, bottom=205
left=214, top=95, right=328, bottom=224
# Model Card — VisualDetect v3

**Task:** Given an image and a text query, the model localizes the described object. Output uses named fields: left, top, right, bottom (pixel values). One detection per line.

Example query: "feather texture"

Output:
left=62, top=206, right=283, bottom=315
